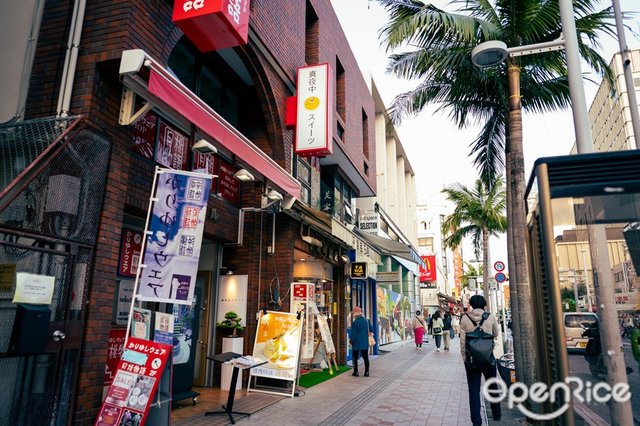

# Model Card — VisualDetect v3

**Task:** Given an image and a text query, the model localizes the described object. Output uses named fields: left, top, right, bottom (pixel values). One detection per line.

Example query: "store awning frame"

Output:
left=352, top=227, right=426, bottom=269
left=118, top=49, right=301, bottom=199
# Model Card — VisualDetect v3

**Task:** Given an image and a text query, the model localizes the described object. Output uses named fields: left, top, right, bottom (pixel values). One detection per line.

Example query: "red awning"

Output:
left=121, top=50, right=300, bottom=199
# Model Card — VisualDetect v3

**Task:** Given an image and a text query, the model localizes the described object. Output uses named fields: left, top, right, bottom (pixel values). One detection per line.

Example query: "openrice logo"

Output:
left=482, top=376, right=631, bottom=421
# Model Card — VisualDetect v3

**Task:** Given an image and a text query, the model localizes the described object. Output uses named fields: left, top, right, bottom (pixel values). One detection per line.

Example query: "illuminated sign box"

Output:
left=295, top=63, right=333, bottom=157
left=172, top=0, right=251, bottom=52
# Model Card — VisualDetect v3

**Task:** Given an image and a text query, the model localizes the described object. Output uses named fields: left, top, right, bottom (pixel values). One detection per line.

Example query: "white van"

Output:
left=563, top=312, right=598, bottom=351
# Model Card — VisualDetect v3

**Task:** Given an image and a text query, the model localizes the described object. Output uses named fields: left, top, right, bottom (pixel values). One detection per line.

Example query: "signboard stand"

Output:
left=248, top=311, right=303, bottom=398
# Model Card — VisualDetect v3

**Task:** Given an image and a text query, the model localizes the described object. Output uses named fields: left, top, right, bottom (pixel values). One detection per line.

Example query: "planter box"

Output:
left=221, top=337, right=243, bottom=391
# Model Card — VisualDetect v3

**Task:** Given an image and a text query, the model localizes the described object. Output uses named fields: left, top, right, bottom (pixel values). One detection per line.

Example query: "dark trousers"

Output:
left=465, top=363, right=501, bottom=426
left=434, top=334, right=442, bottom=348
left=353, top=349, right=369, bottom=373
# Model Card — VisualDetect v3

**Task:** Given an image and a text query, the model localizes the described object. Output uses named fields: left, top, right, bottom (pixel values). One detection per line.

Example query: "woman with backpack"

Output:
left=431, top=311, right=444, bottom=352
left=460, top=295, right=501, bottom=426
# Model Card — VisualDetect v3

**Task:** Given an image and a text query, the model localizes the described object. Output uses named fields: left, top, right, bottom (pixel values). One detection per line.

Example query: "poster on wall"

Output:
left=137, top=169, right=211, bottom=305
left=12, top=272, right=55, bottom=304
left=95, top=337, right=172, bottom=426
left=115, top=280, right=135, bottom=326
left=153, top=312, right=174, bottom=346
left=172, top=300, right=196, bottom=365
left=217, top=275, right=248, bottom=327
left=290, top=283, right=315, bottom=359
left=250, top=311, right=302, bottom=382
left=132, top=308, right=152, bottom=340
left=103, top=328, right=127, bottom=388
left=376, top=287, right=412, bottom=344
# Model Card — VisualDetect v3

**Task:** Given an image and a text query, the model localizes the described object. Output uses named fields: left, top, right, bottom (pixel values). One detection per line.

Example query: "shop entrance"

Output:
left=0, top=229, right=91, bottom=425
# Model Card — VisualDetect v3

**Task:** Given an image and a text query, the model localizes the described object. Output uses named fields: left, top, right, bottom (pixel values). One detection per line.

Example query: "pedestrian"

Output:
left=412, top=310, right=427, bottom=350
left=427, top=313, right=433, bottom=335
left=443, top=311, right=453, bottom=351
left=452, top=312, right=460, bottom=337
left=460, top=295, right=501, bottom=425
left=432, top=311, right=444, bottom=352
left=349, top=306, right=372, bottom=377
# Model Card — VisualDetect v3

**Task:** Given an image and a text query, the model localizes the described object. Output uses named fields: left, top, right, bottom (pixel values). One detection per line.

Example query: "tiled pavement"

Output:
left=236, top=339, right=478, bottom=426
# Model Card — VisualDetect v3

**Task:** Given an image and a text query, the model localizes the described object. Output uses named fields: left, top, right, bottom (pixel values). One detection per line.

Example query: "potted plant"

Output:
left=217, top=311, right=245, bottom=337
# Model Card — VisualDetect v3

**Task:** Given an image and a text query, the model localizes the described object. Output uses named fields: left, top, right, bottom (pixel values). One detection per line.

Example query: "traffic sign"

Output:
left=494, top=261, right=506, bottom=272
left=495, top=272, right=507, bottom=283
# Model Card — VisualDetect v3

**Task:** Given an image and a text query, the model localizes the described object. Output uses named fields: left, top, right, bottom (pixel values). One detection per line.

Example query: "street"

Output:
left=567, top=340, right=640, bottom=424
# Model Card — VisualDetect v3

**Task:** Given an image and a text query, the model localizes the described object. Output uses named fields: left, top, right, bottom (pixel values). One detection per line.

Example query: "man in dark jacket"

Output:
left=350, top=306, right=372, bottom=377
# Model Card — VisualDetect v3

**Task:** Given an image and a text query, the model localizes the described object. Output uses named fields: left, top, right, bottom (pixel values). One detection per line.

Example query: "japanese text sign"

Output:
left=172, top=0, right=251, bottom=52
left=95, top=337, right=172, bottom=426
left=295, top=63, right=333, bottom=157
left=118, top=228, right=144, bottom=277
left=350, top=262, right=367, bottom=279
left=138, top=170, right=211, bottom=305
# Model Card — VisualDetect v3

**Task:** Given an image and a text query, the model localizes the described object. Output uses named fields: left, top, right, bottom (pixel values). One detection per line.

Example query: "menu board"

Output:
left=316, top=314, right=335, bottom=354
left=250, top=311, right=302, bottom=382
left=155, top=120, right=189, bottom=170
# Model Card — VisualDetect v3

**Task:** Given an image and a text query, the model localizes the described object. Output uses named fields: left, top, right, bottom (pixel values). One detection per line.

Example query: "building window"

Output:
left=296, top=157, right=312, bottom=205
left=336, top=57, right=345, bottom=122
left=418, top=237, right=434, bottom=252
left=320, top=171, right=355, bottom=225
left=362, top=108, right=369, bottom=158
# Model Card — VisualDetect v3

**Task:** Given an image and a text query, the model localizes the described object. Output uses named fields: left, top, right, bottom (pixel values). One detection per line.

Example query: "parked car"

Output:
left=564, top=312, right=598, bottom=351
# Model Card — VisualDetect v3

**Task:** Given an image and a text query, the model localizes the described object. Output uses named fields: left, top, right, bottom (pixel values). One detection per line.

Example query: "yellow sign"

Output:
left=12, top=272, right=55, bottom=305
left=251, top=311, right=302, bottom=382
left=0, top=264, right=16, bottom=293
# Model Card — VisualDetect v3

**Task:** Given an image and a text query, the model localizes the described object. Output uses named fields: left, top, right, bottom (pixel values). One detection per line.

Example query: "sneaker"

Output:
left=437, top=348, right=440, bottom=352
left=364, top=372, right=369, bottom=377
left=352, top=371, right=359, bottom=377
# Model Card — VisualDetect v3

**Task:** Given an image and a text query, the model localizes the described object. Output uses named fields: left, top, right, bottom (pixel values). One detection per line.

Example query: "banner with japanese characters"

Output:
left=137, top=169, right=211, bottom=305
left=95, top=337, right=172, bottom=426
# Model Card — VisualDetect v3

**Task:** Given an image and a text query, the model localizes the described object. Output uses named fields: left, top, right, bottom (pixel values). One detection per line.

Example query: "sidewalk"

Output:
left=236, top=338, right=495, bottom=425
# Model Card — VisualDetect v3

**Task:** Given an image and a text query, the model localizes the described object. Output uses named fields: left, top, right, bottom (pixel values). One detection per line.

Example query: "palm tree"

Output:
left=441, top=176, right=507, bottom=310
left=376, top=0, right=614, bottom=386
left=460, top=261, right=483, bottom=291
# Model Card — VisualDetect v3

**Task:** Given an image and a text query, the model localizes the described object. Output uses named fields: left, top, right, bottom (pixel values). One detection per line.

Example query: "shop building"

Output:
left=0, top=1, right=382, bottom=423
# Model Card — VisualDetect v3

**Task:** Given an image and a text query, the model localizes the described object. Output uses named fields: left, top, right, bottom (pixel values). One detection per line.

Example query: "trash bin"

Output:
left=497, top=353, right=516, bottom=387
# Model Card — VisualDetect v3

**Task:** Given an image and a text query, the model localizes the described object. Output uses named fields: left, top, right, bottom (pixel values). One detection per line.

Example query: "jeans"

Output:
left=353, top=349, right=369, bottom=373
left=434, top=334, right=442, bottom=348
left=465, top=363, right=501, bottom=425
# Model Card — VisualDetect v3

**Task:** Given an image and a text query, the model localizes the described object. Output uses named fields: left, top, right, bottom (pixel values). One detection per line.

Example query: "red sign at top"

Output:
left=419, top=255, right=437, bottom=282
left=173, top=0, right=251, bottom=52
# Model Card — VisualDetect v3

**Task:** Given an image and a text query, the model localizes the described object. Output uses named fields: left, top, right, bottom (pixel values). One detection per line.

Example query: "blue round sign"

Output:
left=495, top=272, right=507, bottom=283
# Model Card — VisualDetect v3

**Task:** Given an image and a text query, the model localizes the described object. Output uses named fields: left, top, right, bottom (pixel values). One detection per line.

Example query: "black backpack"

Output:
left=464, top=312, right=496, bottom=369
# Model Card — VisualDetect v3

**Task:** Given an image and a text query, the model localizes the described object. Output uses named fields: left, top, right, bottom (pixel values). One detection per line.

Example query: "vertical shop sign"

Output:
left=192, top=151, right=219, bottom=191
left=137, top=170, right=211, bottom=305
left=155, top=120, right=189, bottom=171
left=217, top=158, right=240, bottom=205
left=350, top=262, right=367, bottom=279
left=103, top=328, right=127, bottom=387
left=131, top=111, right=157, bottom=159
left=95, top=337, right=172, bottom=426
left=419, top=255, right=436, bottom=282
left=118, top=228, right=144, bottom=277
left=172, top=0, right=251, bottom=52
left=295, top=63, right=333, bottom=157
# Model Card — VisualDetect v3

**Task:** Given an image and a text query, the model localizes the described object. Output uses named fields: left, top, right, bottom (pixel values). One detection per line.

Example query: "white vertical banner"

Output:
left=137, top=168, right=211, bottom=305
left=295, top=63, right=333, bottom=157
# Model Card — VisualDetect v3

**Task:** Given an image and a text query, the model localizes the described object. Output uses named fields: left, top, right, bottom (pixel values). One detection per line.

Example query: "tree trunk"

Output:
left=507, top=61, right=535, bottom=387
left=482, top=228, right=491, bottom=311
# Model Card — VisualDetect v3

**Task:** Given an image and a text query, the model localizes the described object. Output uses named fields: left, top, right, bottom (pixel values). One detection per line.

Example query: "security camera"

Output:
left=192, top=139, right=217, bottom=154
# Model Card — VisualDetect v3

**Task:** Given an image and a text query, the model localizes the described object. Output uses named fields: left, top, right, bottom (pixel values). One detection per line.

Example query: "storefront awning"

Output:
left=118, top=49, right=301, bottom=199
left=352, top=228, right=426, bottom=269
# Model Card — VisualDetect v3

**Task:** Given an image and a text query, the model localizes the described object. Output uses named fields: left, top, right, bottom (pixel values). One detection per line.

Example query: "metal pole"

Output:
left=558, top=0, right=594, bottom=154
left=581, top=249, right=592, bottom=312
left=612, top=0, right=640, bottom=149
left=571, top=270, right=581, bottom=313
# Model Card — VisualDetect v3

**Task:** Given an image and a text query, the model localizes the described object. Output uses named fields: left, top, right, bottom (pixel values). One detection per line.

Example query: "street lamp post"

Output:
left=471, top=2, right=633, bottom=423
left=580, top=248, right=592, bottom=312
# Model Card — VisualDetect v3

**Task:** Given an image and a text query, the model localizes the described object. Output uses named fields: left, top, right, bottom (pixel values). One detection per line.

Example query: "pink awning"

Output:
left=147, top=69, right=300, bottom=199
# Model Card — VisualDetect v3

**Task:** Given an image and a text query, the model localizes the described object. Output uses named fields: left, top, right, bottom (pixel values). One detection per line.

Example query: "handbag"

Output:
left=433, top=327, right=442, bottom=334
left=368, top=332, right=376, bottom=346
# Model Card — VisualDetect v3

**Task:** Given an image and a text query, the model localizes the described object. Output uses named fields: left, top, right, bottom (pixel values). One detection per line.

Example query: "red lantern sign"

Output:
left=172, top=0, right=251, bottom=52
